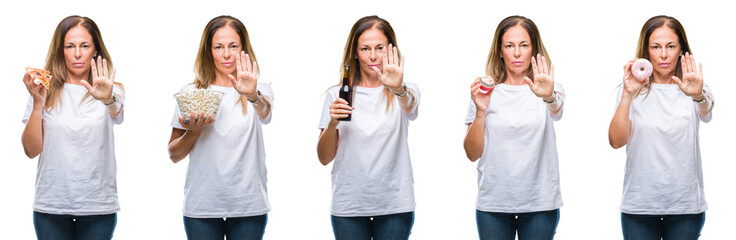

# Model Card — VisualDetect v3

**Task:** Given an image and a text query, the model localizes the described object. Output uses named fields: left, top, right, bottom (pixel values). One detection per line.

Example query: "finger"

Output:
left=680, top=54, right=689, bottom=74
left=80, top=80, right=93, bottom=91
left=372, top=64, right=383, bottom=76
left=530, top=56, right=539, bottom=77
left=228, top=74, right=239, bottom=87
left=689, top=53, right=697, bottom=75
left=335, top=97, right=349, bottom=105
left=236, top=52, right=243, bottom=75
left=671, top=76, right=685, bottom=89
left=102, top=58, right=109, bottom=79
left=393, top=45, right=399, bottom=67
left=549, top=64, right=555, bottom=82
left=698, top=62, right=703, bottom=80
left=110, top=68, right=117, bottom=82
left=252, top=61, right=259, bottom=78
left=400, top=55, right=405, bottom=72
left=97, top=56, right=104, bottom=78
left=178, top=116, right=186, bottom=126
left=541, top=54, right=549, bottom=75
left=386, top=44, right=394, bottom=65
left=245, top=53, right=253, bottom=74
left=91, top=57, right=99, bottom=79
left=523, top=76, right=534, bottom=88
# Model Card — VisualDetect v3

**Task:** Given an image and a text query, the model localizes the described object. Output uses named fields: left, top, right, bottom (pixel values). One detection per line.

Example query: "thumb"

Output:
left=80, top=80, right=93, bottom=91
left=523, top=76, right=534, bottom=88
left=228, top=74, right=239, bottom=86
left=671, top=76, right=685, bottom=89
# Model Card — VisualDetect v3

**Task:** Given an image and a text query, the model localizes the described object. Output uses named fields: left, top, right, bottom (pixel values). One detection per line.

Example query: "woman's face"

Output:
left=63, top=25, right=96, bottom=79
left=211, top=25, right=242, bottom=76
left=500, top=24, right=532, bottom=76
left=356, top=27, right=388, bottom=79
left=648, top=26, right=682, bottom=77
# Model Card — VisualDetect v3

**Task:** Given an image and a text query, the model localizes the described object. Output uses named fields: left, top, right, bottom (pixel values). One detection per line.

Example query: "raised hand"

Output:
left=671, top=52, right=704, bottom=98
left=622, top=59, right=648, bottom=95
left=523, top=53, right=555, bottom=99
left=228, top=51, right=259, bottom=98
left=23, top=72, right=47, bottom=103
left=470, top=77, right=492, bottom=111
left=80, top=56, right=116, bottom=103
left=371, top=44, right=405, bottom=90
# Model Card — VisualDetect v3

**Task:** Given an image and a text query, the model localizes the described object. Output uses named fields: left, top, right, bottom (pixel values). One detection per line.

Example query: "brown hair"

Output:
left=339, top=15, right=399, bottom=111
left=633, top=15, right=691, bottom=97
left=44, top=15, right=121, bottom=110
left=485, top=15, right=551, bottom=84
left=194, top=15, right=259, bottom=114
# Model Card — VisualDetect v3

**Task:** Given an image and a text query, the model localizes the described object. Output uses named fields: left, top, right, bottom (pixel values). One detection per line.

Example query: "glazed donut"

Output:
left=631, top=59, right=653, bottom=81
left=479, top=76, right=495, bottom=94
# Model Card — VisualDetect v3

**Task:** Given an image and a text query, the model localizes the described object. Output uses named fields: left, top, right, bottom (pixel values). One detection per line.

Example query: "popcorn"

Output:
left=174, top=89, right=224, bottom=122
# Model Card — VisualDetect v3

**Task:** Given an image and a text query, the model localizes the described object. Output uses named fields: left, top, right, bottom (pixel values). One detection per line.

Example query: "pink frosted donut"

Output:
left=631, top=59, right=653, bottom=81
left=479, top=76, right=495, bottom=94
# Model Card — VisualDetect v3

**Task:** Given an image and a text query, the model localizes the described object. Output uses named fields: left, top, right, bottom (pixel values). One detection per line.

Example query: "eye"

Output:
left=65, top=46, right=73, bottom=49
left=504, top=45, right=513, bottom=48
left=667, top=45, right=676, bottom=49
left=214, top=46, right=223, bottom=49
left=521, top=44, right=529, bottom=48
left=651, top=46, right=660, bottom=49
left=360, top=47, right=369, bottom=52
left=230, top=45, right=239, bottom=49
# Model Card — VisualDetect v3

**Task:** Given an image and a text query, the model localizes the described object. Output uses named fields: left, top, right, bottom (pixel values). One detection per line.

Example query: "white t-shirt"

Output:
left=318, top=83, right=420, bottom=217
left=22, top=84, right=125, bottom=215
left=465, top=83, right=564, bottom=213
left=615, top=84, right=711, bottom=215
left=171, top=83, right=273, bottom=218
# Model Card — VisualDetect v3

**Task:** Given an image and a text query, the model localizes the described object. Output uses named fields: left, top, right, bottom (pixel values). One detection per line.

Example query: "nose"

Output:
left=223, top=48, right=232, bottom=59
left=659, top=48, right=667, bottom=60
left=369, top=49, right=378, bottom=61
left=514, top=46, right=521, bottom=58
left=75, top=47, right=82, bottom=59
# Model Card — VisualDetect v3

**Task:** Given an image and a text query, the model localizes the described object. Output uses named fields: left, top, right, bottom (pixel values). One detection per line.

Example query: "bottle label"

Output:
left=343, top=86, right=349, bottom=91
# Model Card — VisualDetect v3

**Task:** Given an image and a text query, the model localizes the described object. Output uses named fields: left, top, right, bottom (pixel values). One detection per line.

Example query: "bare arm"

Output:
left=22, top=103, right=44, bottom=158
left=247, top=93, right=272, bottom=121
left=390, top=86, right=418, bottom=114
left=316, top=98, right=352, bottom=165
left=608, top=90, right=634, bottom=149
left=167, top=113, right=215, bottom=163
left=464, top=112, right=485, bottom=161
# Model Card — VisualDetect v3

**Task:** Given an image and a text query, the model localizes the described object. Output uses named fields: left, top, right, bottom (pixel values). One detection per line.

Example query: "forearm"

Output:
left=251, top=95, right=272, bottom=120
left=609, top=93, right=633, bottom=149
left=168, top=130, right=201, bottom=163
left=317, top=124, right=338, bottom=165
left=463, top=112, right=486, bottom=161
left=545, top=91, right=564, bottom=116
left=104, top=94, right=123, bottom=118
left=21, top=106, right=44, bottom=158
left=693, top=92, right=714, bottom=117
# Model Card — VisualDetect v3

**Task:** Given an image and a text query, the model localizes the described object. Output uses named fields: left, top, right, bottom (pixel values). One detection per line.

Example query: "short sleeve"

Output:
left=465, top=99, right=477, bottom=125
left=22, top=96, right=34, bottom=124
left=318, top=87, right=338, bottom=129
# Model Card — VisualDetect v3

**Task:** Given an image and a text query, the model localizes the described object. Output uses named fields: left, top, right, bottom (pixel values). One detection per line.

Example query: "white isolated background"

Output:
left=0, top=0, right=733, bottom=239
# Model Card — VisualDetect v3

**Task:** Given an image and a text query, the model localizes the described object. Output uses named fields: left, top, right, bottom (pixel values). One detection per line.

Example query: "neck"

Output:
left=652, top=71, right=676, bottom=84
left=504, top=71, right=526, bottom=85
left=213, top=71, right=234, bottom=87
left=66, top=72, right=89, bottom=85
left=357, top=72, right=382, bottom=88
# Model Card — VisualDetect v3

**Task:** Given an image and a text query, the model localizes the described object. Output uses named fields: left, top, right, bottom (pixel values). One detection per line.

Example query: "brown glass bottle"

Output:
left=338, top=65, right=352, bottom=121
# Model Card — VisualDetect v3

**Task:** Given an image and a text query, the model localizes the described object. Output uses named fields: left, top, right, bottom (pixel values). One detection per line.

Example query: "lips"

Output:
left=658, top=63, right=671, bottom=67
left=512, top=61, right=523, bottom=65
left=222, top=62, right=233, bottom=67
left=72, top=62, right=84, bottom=67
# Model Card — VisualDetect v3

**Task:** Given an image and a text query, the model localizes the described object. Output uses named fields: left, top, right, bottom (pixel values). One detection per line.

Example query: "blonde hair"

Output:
left=485, top=16, right=551, bottom=84
left=339, top=15, right=400, bottom=111
left=44, top=15, right=122, bottom=111
left=194, top=15, right=259, bottom=114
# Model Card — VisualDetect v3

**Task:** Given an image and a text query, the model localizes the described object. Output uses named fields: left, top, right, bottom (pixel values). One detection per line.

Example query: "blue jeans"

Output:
left=183, top=214, right=267, bottom=240
left=33, top=211, right=117, bottom=240
left=331, top=212, right=414, bottom=240
left=476, top=209, right=559, bottom=240
left=621, top=212, right=705, bottom=240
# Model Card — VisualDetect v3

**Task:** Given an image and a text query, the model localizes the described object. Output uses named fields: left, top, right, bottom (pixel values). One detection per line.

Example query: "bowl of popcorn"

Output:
left=174, top=89, right=224, bottom=122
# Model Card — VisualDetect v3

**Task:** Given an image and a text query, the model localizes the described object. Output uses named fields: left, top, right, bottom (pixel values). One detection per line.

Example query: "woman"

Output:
left=317, top=15, right=420, bottom=240
left=608, top=15, right=713, bottom=240
left=167, top=15, right=273, bottom=240
left=21, top=15, right=124, bottom=240
left=463, top=16, right=564, bottom=240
